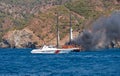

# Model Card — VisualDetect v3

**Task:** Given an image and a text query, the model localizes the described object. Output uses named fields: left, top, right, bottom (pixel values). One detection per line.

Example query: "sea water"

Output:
left=0, top=48, right=120, bottom=76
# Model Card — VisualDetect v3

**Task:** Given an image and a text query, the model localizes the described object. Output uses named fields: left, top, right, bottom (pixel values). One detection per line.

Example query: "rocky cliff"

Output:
left=1, top=28, right=39, bottom=48
left=0, top=0, right=120, bottom=49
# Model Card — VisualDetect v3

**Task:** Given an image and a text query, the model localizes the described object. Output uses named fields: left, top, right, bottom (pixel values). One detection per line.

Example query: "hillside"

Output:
left=0, top=0, right=120, bottom=48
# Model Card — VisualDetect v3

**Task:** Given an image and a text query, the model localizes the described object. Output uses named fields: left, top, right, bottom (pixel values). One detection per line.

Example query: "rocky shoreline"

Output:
left=0, top=29, right=38, bottom=49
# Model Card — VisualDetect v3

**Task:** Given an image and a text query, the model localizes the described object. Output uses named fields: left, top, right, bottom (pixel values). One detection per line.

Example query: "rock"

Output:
left=2, top=28, right=39, bottom=48
left=0, top=39, right=10, bottom=48
left=0, top=42, right=9, bottom=48
left=26, top=42, right=36, bottom=49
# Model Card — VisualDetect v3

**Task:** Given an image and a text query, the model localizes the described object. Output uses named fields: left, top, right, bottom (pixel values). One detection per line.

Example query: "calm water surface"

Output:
left=0, top=48, right=120, bottom=76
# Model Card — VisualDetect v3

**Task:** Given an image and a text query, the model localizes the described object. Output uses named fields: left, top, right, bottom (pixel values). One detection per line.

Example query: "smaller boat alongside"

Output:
left=31, top=45, right=80, bottom=54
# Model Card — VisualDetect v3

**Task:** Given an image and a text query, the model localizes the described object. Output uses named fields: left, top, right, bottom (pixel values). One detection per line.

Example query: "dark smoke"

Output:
left=71, top=11, right=120, bottom=50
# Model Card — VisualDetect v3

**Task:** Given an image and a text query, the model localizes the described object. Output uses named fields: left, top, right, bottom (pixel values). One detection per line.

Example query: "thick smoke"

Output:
left=71, top=11, right=120, bottom=50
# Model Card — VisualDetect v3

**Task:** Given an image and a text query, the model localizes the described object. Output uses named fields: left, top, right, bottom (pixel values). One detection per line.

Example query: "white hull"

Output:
left=31, top=45, right=79, bottom=54
left=31, top=49, right=71, bottom=54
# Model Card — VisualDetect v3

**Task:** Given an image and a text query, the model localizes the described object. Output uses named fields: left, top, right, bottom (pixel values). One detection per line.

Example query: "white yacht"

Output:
left=31, top=45, right=79, bottom=54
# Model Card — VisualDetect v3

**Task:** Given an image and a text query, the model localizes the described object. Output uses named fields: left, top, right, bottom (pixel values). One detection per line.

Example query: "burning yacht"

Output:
left=31, top=13, right=80, bottom=54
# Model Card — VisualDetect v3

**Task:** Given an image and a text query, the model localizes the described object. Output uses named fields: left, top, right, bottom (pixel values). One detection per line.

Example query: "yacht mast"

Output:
left=69, top=12, right=73, bottom=43
left=56, top=12, right=60, bottom=48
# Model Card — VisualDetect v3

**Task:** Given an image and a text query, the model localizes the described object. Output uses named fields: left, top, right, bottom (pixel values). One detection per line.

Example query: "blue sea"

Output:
left=0, top=48, right=120, bottom=76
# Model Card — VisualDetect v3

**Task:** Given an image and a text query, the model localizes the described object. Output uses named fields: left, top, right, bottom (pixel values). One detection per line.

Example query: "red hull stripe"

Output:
left=55, top=50, right=60, bottom=54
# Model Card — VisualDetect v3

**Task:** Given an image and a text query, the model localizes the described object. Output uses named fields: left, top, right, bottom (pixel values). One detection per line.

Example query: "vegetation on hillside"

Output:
left=0, top=0, right=71, bottom=42
left=65, top=0, right=120, bottom=28
left=65, top=0, right=101, bottom=19
left=0, top=0, right=120, bottom=46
